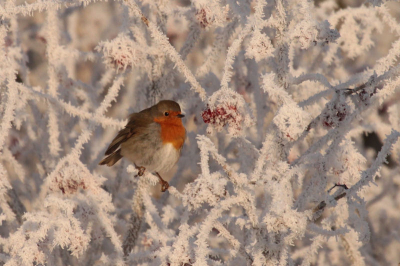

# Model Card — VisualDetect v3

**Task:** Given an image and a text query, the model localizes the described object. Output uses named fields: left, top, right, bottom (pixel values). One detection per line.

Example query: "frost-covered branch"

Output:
left=1, top=0, right=400, bottom=265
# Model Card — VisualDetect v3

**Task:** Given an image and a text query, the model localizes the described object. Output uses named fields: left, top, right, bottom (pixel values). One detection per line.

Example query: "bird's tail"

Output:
left=99, top=149, right=123, bottom=166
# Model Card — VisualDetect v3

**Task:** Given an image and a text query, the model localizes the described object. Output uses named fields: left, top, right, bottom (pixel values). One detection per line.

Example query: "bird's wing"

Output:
left=104, top=112, right=152, bottom=156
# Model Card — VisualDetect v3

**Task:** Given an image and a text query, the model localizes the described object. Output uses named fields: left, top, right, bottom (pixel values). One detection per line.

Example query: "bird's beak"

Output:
left=176, top=114, right=185, bottom=118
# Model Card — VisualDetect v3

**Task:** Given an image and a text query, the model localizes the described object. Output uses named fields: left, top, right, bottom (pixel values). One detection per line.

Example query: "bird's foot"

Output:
left=160, top=180, right=169, bottom=192
left=156, top=172, right=169, bottom=192
left=135, top=166, right=146, bottom=176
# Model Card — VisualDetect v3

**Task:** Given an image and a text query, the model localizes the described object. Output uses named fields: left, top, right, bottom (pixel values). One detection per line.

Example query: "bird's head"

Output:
left=151, top=100, right=185, bottom=125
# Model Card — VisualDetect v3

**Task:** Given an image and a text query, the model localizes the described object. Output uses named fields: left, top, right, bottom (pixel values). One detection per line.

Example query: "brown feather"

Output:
left=99, top=149, right=123, bottom=166
left=100, top=111, right=153, bottom=166
left=105, top=128, right=135, bottom=155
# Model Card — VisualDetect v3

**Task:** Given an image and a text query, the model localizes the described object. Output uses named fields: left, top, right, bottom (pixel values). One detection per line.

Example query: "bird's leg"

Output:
left=155, top=172, right=169, bottom=192
left=134, top=164, right=146, bottom=176
left=137, top=166, right=146, bottom=176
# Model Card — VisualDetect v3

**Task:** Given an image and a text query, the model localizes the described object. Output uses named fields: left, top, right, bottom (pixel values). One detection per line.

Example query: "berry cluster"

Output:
left=51, top=173, right=87, bottom=195
left=110, top=54, right=131, bottom=72
left=196, top=9, right=210, bottom=29
left=322, top=101, right=347, bottom=128
left=202, top=103, right=242, bottom=133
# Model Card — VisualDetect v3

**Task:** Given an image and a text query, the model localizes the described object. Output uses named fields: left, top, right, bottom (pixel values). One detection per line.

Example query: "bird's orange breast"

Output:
left=154, top=116, right=185, bottom=149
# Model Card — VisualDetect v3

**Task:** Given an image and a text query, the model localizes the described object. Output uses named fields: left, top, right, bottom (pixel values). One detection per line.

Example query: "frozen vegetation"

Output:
left=1, top=0, right=400, bottom=265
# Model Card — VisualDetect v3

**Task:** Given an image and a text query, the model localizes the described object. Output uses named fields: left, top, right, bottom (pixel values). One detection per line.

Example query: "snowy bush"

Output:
left=1, top=0, right=400, bottom=265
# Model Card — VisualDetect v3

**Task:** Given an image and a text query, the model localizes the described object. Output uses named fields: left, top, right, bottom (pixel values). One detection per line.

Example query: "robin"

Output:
left=99, top=100, right=186, bottom=192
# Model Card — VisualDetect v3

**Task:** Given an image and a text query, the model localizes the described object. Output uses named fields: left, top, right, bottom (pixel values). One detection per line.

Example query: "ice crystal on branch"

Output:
left=321, top=92, right=349, bottom=129
left=246, top=31, right=274, bottom=62
left=194, top=3, right=228, bottom=29
left=181, top=172, right=227, bottom=211
left=96, top=33, right=147, bottom=72
left=1, top=0, right=400, bottom=265
left=316, top=20, right=340, bottom=45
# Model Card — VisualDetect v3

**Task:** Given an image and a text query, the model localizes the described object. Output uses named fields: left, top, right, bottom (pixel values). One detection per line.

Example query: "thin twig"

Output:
left=312, top=185, right=348, bottom=222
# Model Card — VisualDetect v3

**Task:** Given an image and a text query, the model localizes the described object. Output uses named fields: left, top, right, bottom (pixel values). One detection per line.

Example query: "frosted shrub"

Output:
left=0, top=0, right=400, bottom=265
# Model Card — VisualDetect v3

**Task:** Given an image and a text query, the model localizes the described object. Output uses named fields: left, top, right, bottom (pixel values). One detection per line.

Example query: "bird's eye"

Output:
left=164, top=112, right=169, bottom=116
